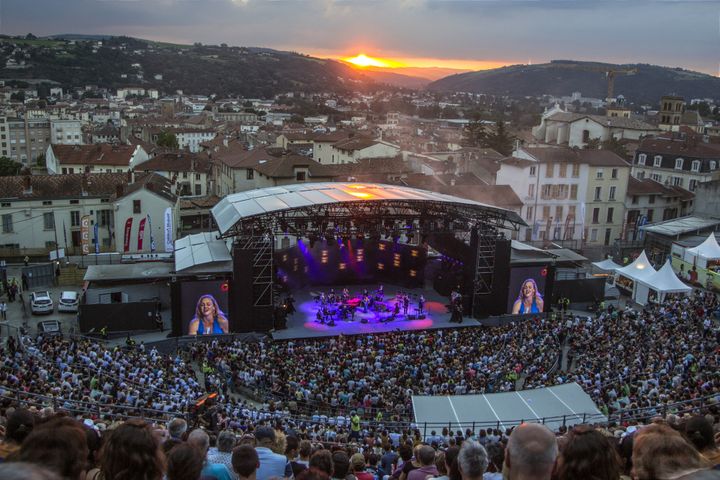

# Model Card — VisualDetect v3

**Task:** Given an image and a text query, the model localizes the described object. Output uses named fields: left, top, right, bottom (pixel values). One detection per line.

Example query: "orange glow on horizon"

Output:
left=323, top=52, right=511, bottom=72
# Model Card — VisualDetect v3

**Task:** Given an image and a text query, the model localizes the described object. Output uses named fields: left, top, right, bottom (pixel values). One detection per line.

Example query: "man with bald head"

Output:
left=504, top=423, right=558, bottom=480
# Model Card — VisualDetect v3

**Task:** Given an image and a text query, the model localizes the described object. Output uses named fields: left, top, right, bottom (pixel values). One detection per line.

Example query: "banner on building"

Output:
left=123, top=218, right=133, bottom=253
left=164, top=207, right=174, bottom=252
left=93, top=223, right=99, bottom=254
left=137, top=218, right=146, bottom=251
left=80, top=215, right=91, bottom=255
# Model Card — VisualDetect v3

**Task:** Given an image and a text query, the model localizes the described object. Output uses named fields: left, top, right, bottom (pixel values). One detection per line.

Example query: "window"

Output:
left=296, top=171, right=306, bottom=181
left=525, top=206, right=533, bottom=221
left=607, top=207, right=614, bottom=223
left=570, top=184, right=578, bottom=200
left=609, top=186, right=617, bottom=201
left=568, top=205, right=576, bottom=218
left=689, top=179, right=698, bottom=191
left=646, top=210, right=654, bottom=222
left=654, top=155, right=662, bottom=167
left=98, top=210, right=112, bottom=227
left=528, top=184, right=535, bottom=197
left=543, top=206, right=550, bottom=219
left=43, top=212, right=55, bottom=230
left=596, top=169, right=604, bottom=179
left=673, top=177, right=683, bottom=187
left=529, top=166, right=537, bottom=177
left=545, top=163, right=553, bottom=178
left=582, top=130, right=591, bottom=143
left=636, top=171, right=645, bottom=179
left=133, top=199, right=141, bottom=214
left=590, top=228, right=598, bottom=242
left=541, top=184, right=551, bottom=199
left=559, top=163, right=567, bottom=178
left=649, top=195, right=655, bottom=204
left=70, top=210, right=80, bottom=227
left=638, top=153, right=647, bottom=166
left=194, top=184, right=202, bottom=195
left=571, top=163, right=580, bottom=177
left=594, top=186, right=602, bottom=201
left=651, top=173, right=662, bottom=182
left=711, top=161, right=717, bottom=170
left=604, top=228, right=612, bottom=246
left=592, top=208, right=600, bottom=224
left=632, top=195, right=638, bottom=204
left=555, top=206, right=563, bottom=219
left=675, top=158, right=684, bottom=170
left=691, top=160, right=701, bottom=172
left=182, top=172, right=188, bottom=179
left=611, top=168, right=618, bottom=179
left=1, top=214, right=12, bottom=233
left=42, top=200, right=52, bottom=206
left=246, top=169, right=254, bottom=180
left=0, top=202, right=9, bottom=207
left=70, top=199, right=79, bottom=205
left=195, top=173, right=201, bottom=181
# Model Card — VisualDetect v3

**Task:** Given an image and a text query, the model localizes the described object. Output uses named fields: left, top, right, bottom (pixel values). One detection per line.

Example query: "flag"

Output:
left=147, top=214, right=156, bottom=252
left=93, top=223, right=99, bottom=254
left=80, top=215, right=91, bottom=255
left=164, top=207, right=174, bottom=252
left=123, top=218, right=133, bottom=253
left=137, top=217, right=146, bottom=251
left=579, top=202, right=586, bottom=240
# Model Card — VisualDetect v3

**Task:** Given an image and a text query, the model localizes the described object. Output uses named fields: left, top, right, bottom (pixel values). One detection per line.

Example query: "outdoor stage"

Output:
left=272, top=283, right=474, bottom=340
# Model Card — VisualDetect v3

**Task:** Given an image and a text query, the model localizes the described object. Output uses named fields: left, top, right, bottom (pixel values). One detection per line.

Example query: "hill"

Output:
left=0, top=36, right=374, bottom=97
left=427, top=60, right=720, bottom=103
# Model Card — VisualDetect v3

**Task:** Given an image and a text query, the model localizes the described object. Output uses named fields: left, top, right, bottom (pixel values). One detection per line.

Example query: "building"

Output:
left=658, top=95, right=685, bottom=131
left=0, top=173, right=127, bottom=255
left=631, top=133, right=720, bottom=192
left=133, top=152, right=212, bottom=197
left=532, top=108, right=658, bottom=148
left=113, top=173, right=177, bottom=253
left=49, top=119, right=83, bottom=145
left=46, top=143, right=150, bottom=175
left=623, top=177, right=694, bottom=241
left=496, top=147, right=630, bottom=248
left=174, top=128, right=216, bottom=153
left=6, top=117, right=51, bottom=164
left=325, top=136, right=400, bottom=164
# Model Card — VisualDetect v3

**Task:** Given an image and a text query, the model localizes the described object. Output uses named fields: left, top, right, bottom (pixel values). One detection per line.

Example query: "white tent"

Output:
left=635, top=260, right=692, bottom=305
left=615, top=251, right=656, bottom=283
left=685, top=233, right=720, bottom=262
left=592, top=258, right=623, bottom=272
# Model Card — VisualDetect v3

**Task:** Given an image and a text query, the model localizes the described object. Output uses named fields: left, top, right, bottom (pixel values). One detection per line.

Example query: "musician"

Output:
left=402, top=294, right=410, bottom=316
left=316, top=309, right=325, bottom=324
left=418, top=294, right=426, bottom=314
left=362, top=294, right=370, bottom=313
left=319, top=292, right=327, bottom=305
left=342, top=287, right=350, bottom=301
left=450, top=289, right=461, bottom=304
left=285, top=294, right=296, bottom=316
left=377, top=284, right=384, bottom=299
left=393, top=300, right=401, bottom=316
left=328, top=288, right=336, bottom=304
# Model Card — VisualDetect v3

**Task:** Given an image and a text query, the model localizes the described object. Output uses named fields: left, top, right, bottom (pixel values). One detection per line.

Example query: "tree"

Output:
left=35, top=153, right=46, bottom=168
left=462, top=119, right=515, bottom=155
left=0, top=156, right=22, bottom=176
left=156, top=131, right=179, bottom=149
left=584, top=137, right=601, bottom=150
left=600, top=137, right=628, bottom=158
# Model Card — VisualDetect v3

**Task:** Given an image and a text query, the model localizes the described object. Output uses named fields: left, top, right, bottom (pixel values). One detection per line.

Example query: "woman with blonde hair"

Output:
left=188, top=294, right=229, bottom=335
left=632, top=424, right=710, bottom=480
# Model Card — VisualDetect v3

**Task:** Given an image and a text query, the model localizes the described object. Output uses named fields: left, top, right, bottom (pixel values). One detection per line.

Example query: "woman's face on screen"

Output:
left=200, top=297, right=215, bottom=318
left=522, top=281, right=535, bottom=299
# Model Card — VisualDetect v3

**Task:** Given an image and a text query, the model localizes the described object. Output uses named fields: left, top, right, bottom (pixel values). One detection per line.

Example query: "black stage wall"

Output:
left=551, top=277, right=604, bottom=305
left=79, top=302, right=158, bottom=333
left=231, top=244, right=274, bottom=333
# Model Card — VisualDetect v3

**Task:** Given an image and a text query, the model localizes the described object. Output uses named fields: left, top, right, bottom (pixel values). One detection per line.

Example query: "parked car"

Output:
left=30, top=291, right=54, bottom=315
left=58, top=291, right=79, bottom=313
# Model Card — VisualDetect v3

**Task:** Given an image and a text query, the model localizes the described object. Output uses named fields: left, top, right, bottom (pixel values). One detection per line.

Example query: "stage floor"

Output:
left=272, top=284, right=476, bottom=340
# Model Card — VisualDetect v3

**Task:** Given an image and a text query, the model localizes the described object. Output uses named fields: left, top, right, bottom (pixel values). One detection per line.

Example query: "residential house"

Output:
left=532, top=109, right=658, bottom=148
left=623, top=177, right=694, bottom=241
left=0, top=173, right=126, bottom=254
left=49, top=119, right=83, bottom=145
left=326, top=136, right=400, bottom=164
left=133, top=152, right=212, bottom=197
left=46, top=143, right=150, bottom=174
left=631, top=133, right=720, bottom=191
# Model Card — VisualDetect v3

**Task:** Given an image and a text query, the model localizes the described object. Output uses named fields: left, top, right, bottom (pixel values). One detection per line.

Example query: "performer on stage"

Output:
left=418, top=294, right=426, bottom=314
left=402, top=294, right=410, bottom=316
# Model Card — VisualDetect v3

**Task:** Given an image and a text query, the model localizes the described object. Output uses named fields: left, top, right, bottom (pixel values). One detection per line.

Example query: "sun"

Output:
left=344, top=54, right=400, bottom=69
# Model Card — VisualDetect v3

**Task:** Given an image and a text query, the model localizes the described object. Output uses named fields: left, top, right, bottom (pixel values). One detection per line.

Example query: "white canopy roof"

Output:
left=592, top=258, right=623, bottom=272
left=615, top=250, right=657, bottom=282
left=174, top=232, right=232, bottom=272
left=638, top=260, right=692, bottom=293
left=211, top=182, right=524, bottom=236
left=686, top=233, right=720, bottom=260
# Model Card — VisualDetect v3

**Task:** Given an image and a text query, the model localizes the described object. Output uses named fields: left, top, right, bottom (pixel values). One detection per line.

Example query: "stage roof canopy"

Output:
left=174, top=232, right=232, bottom=273
left=212, top=182, right=525, bottom=237
left=412, top=383, right=606, bottom=431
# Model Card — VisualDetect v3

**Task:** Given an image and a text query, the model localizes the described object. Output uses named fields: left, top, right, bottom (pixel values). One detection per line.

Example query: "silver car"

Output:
left=58, top=291, right=79, bottom=313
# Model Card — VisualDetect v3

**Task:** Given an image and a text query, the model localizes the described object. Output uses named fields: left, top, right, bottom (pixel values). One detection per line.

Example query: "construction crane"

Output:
left=549, top=61, right=638, bottom=102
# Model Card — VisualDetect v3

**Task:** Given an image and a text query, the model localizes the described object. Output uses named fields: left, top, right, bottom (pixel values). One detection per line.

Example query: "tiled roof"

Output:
left=117, top=172, right=177, bottom=203
left=135, top=152, right=212, bottom=173
left=546, top=112, right=657, bottom=131
left=523, top=147, right=629, bottom=167
left=228, top=148, right=336, bottom=179
left=443, top=184, right=523, bottom=209
left=627, top=177, right=694, bottom=201
left=178, top=195, right=221, bottom=209
left=332, top=136, right=379, bottom=152
left=0, top=172, right=129, bottom=200
left=51, top=144, right=138, bottom=166
left=637, top=137, right=720, bottom=159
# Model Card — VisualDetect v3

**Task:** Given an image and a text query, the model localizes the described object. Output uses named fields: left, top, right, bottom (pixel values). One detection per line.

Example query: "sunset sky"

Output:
left=1, top=0, right=718, bottom=76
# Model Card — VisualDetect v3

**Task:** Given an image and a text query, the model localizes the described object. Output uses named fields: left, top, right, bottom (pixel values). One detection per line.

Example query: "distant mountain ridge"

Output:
left=427, top=60, right=720, bottom=103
